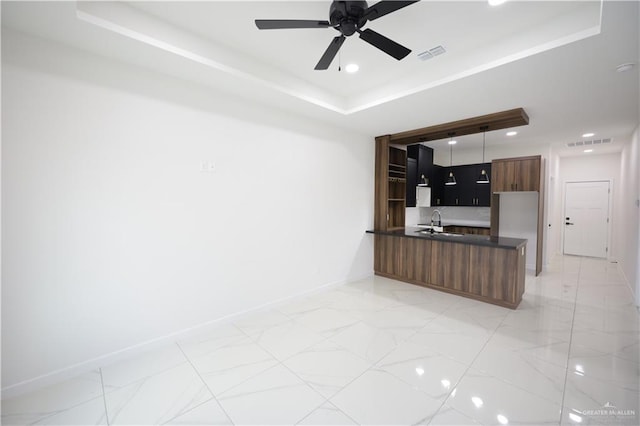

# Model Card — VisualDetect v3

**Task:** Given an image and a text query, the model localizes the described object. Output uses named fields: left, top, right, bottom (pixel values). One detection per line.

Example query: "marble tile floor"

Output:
left=3, top=256, right=639, bottom=425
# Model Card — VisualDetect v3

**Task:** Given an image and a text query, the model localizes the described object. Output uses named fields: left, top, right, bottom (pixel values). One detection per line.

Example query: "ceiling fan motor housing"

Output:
left=330, top=1, right=368, bottom=36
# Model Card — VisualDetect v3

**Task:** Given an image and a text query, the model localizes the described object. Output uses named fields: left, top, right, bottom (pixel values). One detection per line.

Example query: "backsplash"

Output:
left=419, top=206, right=490, bottom=224
left=405, top=207, right=422, bottom=226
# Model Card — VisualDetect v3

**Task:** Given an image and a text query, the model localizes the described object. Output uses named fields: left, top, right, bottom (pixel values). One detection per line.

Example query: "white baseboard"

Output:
left=1, top=272, right=373, bottom=399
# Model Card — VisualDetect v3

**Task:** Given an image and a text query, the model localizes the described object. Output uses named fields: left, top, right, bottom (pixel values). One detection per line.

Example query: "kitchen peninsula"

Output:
left=366, top=228, right=526, bottom=309
left=370, top=109, right=535, bottom=309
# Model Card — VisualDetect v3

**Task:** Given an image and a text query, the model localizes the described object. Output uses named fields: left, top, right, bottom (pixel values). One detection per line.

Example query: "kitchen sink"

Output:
left=417, top=225, right=443, bottom=232
left=416, top=230, right=463, bottom=237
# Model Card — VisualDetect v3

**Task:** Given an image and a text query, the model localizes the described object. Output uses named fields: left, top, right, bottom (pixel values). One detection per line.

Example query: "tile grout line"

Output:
left=174, top=342, right=236, bottom=425
left=191, top=336, right=332, bottom=426
left=99, top=368, right=110, bottom=426
left=185, top=313, right=337, bottom=415
left=558, top=256, right=582, bottom=423
left=240, top=323, right=342, bottom=424
left=259, top=288, right=446, bottom=424
left=422, top=306, right=514, bottom=425
left=306, top=299, right=469, bottom=425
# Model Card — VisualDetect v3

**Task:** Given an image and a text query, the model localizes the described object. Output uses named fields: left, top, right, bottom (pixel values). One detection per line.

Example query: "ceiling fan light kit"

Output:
left=255, top=1, right=419, bottom=70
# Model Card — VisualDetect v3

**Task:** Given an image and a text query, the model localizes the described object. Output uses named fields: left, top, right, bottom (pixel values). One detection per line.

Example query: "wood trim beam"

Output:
left=385, top=108, right=529, bottom=145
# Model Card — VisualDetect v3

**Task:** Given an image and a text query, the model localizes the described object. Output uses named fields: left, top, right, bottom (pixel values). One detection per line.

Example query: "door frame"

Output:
left=561, top=179, right=613, bottom=259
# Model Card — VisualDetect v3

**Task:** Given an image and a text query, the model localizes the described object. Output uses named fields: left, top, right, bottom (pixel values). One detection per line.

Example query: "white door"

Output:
left=563, top=181, right=610, bottom=258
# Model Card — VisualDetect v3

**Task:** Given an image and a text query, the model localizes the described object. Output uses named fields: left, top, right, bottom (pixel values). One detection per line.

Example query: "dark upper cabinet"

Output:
left=474, top=163, right=492, bottom=206
left=431, top=165, right=445, bottom=206
left=406, top=158, right=418, bottom=207
left=443, top=166, right=461, bottom=206
left=417, top=146, right=434, bottom=185
left=405, top=144, right=491, bottom=208
left=406, top=145, right=436, bottom=207
left=442, top=163, right=492, bottom=207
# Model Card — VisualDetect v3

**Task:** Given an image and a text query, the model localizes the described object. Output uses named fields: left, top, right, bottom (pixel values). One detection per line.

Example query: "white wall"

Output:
left=557, top=153, right=621, bottom=260
left=618, top=127, right=640, bottom=306
left=546, top=150, right=562, bottom=262
left=1, top=31, right=374, bottom=392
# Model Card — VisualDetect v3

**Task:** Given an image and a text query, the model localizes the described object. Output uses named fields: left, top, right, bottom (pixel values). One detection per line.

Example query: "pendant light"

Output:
left=445, top=133, right=457, bottom=186
left=477, top=126, right=490, bottom=184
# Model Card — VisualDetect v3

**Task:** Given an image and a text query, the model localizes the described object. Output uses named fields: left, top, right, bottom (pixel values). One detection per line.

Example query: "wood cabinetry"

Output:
left=374, top=235, right=407, bottom=278
left=388, top=147, right=407, bottom=229
left=372, top=233, right=526, bottom=309
left=374, top=235, right=432, bottom=283
left=429, top=241, right=469, bottom=292
left=405, top=237, right=432, bottom=283
left=468, top=245, right=525, bottom=304
left=375, top=136, right=407, bottom=231
left=491, top=156, right=540, bottom=192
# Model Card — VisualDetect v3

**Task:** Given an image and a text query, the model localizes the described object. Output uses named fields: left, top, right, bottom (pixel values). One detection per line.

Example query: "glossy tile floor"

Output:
left=3, top=256, right=639, bottom=425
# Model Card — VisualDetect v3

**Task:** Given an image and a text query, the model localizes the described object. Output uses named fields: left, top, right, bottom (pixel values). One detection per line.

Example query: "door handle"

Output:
left=565, top=222, right=574, bottom=225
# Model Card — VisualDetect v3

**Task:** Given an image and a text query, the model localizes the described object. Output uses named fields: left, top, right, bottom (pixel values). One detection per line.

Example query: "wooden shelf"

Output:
left=374, top=140, right=407, bottom=231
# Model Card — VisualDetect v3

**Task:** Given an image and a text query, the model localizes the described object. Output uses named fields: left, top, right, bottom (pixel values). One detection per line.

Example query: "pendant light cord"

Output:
left=450, top=144, right=453, bottom=167
left=482, top=131, right=486, bottom=163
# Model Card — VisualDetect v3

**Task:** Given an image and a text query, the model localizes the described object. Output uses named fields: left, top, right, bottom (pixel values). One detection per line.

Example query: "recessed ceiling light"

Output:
left=616, top=62, right=635, bottom=73
left=506, top=131, right=517, bottom=136
left=448, top=140, right=457, bottom=145
left=345, top=63, right=359, bottom=73
left=488, top=0, right=507, bottom=6
left=584, top=149, right=593, bottom=153
left=582, top=132, right=595, bottom=138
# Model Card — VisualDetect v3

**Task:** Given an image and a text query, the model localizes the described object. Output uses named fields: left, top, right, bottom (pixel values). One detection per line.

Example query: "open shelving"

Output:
left=387, top=147, right=407, bottom=230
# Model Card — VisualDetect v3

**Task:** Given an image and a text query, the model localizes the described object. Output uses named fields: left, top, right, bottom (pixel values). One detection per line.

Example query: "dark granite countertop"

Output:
left=366, top=227, right=527, bottom=250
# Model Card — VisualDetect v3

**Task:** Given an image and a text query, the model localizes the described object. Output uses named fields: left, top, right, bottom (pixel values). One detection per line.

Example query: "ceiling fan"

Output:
left=255, top=1, right=419, bottom=70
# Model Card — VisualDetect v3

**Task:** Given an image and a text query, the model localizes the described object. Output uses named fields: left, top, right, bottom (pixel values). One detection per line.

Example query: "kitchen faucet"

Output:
left=430, top=209, right=442, bottom=229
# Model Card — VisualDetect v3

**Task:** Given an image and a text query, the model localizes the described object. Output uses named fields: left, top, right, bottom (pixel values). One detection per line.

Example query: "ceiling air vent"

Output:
left=566, top=137, right=613, bottom=148
left=418, top=45, right=446, bottom=61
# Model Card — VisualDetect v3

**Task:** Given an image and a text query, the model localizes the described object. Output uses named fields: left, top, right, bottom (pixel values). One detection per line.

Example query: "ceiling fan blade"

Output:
left=358, top=28, right=411, bottom=60
left=315, top=36, right=346, bottom=70
left=255, top=19, right=331, bottom=30
left=363, top=1, right=420, bottom=21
